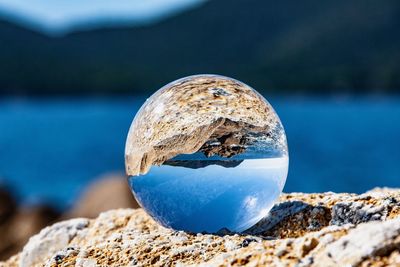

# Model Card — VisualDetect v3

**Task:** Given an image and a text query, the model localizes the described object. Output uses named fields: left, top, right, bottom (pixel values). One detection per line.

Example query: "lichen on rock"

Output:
left=1, top=188, right=399, bottom=267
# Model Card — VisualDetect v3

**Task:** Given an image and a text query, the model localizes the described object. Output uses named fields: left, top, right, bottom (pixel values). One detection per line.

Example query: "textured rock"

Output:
left=125, top=75, right=287, bottom=176
left=1, top=188, right=400, bottom=267
left=20, top=218, right=89, bottom=267
left=313, top=218, right=400, bottom=266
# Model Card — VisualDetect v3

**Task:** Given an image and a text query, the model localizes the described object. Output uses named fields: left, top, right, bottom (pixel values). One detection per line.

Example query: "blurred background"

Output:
left=0, top=0, right=400, bottom=259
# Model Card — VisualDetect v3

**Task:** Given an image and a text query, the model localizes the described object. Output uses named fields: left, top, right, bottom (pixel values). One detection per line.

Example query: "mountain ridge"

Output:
left=0, top=0, right=399, bottom=95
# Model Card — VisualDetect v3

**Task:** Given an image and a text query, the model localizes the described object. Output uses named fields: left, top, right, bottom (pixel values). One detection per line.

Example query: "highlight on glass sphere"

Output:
left=125, top=74, right=288, bottom=233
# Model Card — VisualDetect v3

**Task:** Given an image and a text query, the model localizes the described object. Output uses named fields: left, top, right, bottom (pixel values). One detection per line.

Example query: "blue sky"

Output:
left=0, top=0, right=205, bottom=34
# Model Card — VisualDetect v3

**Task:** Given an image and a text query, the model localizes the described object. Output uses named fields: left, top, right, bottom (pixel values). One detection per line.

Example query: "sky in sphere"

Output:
left=0, top=0, right=205, bottom=34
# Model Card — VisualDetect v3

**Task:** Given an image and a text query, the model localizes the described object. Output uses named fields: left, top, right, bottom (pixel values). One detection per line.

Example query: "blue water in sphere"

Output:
left=129, top=155, right=287, bottom=233
left=125, top=74, right=288, bottom=233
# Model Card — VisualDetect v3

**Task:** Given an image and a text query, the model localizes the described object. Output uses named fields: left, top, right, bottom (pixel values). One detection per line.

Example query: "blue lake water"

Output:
left=0, top=96, right=399, bottom=209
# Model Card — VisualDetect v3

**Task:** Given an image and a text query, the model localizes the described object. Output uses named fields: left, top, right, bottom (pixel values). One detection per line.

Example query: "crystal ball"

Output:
left=125, top=74, right=288, bottom=233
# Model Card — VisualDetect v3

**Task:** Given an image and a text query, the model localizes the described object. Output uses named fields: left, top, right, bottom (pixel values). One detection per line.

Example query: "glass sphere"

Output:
left=125, top=74, right=288, bottom=233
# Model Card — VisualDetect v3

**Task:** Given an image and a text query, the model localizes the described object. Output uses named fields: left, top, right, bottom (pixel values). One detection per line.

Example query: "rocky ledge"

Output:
left=1, top=188, right=400, bottom=267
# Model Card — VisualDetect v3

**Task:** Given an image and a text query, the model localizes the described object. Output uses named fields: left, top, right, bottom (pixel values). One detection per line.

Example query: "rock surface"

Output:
left=0, top=174, right=139, bottom=262
left=2, top=188, right=400, bottom=267
left=125, top=75, right=287, bottom=176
